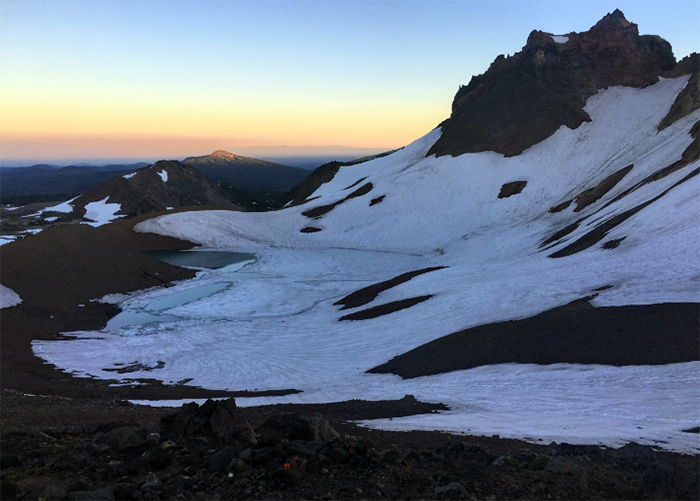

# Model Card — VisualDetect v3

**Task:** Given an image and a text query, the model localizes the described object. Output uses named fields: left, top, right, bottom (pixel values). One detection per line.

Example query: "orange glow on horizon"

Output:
left=0, top=87, right=449, bottom=161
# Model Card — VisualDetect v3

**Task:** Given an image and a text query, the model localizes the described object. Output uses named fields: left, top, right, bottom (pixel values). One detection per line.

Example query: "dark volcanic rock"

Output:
left=208, top=447, right=237, bottom=473
left=284, top=150, right=396, bottom=206
left=258, top=413, right=339, bottom=443
left=284, top=162, right=343, bottom=206
left=339, top=295, right=433, bottom=321
left=335, top=266, right=445, bottom=310
left=369, top=300, right=700, bottom=377
left=434, top=482, right=466, bottom=498
left=301, top=183, right=373, bottom=218
left=91, top=426, right=149, bottom=452
left=67, top=486, right=116, bottom=500
left=572, top=164, right=633, bottom=211
left=160, top=398, right=255, bottom=444
left=498, top=181, right=527, bottom=198
left=428, top=10, right=680, bottom=158
left=659, top=53, right=700, bottom=130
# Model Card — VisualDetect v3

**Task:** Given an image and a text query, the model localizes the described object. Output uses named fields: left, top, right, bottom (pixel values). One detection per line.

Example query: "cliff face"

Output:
left=428, top=9, right=687, bottom=158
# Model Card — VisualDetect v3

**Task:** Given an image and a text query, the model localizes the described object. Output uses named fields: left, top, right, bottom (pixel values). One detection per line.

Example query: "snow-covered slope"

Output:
left=32, top=67, right=699, bottom=453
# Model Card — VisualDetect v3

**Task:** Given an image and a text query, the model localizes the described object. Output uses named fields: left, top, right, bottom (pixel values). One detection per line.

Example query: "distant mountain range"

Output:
left=182, top=150, right=308, bottom=192
left=1, top=152, right=312, bottom=210
left=0, top=163, right=148, bottom=205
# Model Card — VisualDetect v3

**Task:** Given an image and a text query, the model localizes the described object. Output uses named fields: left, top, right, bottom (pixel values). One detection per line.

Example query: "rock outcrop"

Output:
left=428, top=10, right=692, bottom=158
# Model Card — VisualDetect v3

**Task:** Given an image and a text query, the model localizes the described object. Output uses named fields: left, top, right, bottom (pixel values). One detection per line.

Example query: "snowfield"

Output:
left=33, top=76, right=700, bottom=452
left=83, top=197, right=123, bottom=226
left=0, top=284, right=22, bottom=309
left=48, top=196, right=79, bottom=213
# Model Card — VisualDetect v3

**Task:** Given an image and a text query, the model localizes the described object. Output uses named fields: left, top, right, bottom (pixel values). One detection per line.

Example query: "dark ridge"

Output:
left=369, top=195, right=386, bottom=206
left=335, top=267, right=446, bottom=310
left=302, top=203, right=337, bottom=218
left=592, top=285, right=614, bottom=291
left=602, top=237, right=626, bottom=249
left=428, top=10, right=677, bottom=158
left=343, top=177, right=368, bottom=191
left=68, top=161, right=241, bottom=221
left=550, top=166, right=699, bottom=258
left=604, top=121, right=699, bottom=208
left=284, top=162, right=342, bottom=207
left=301, top=183, right=373, bottom=219
left=300, top=227, right=322, bottom=233
left=549, top=199, right=573, bottom=213
left=683, top=427, right=700, bottom=434
left=368, top=300, right=700, bottom=378
left=498, top=181, right=527, bottom=198
left=344, top=182, right=373, bottom=200
left=283, top=150, right=396, bottom=206
left=573, top=165, right=633, bottom=211
left=658, top=53, right=699, bottom=130
left=295, top=196, right=320, bottom=206
left=539, top=219, right=584, bottom=248
left=339, top=295, right=433, bottom=321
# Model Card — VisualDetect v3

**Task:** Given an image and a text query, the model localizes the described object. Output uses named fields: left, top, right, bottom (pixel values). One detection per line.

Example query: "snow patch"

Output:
left=82, top=197, right=123, bottom=227
left=49, top=196, right=79, bottom=213
left=123, top=172, right=137, bottom=179
left=44, top=216, right=59, bottom=222
left=157, top=170, right=168, bottom=182
left=552, top=35, right=569, bottom=43
left=0, top=285, right=22, bottom=309
left=95, top=293, right=131, bottom=304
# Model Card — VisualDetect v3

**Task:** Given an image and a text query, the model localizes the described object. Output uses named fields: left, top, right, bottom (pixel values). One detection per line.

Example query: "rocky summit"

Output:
left=428, top=9, right=694, bottom=158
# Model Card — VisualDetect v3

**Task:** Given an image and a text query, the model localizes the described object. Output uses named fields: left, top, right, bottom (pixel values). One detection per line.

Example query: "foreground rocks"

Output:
left=1, top=397, right=699, bottom=500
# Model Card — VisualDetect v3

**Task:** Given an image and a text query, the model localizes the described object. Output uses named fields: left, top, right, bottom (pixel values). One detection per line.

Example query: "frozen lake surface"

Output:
left=147, top=250, right=255, bottom=271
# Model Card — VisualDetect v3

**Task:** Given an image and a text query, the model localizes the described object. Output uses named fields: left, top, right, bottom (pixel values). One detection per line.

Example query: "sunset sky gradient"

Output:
left=1, top=0, right=698, bottom=164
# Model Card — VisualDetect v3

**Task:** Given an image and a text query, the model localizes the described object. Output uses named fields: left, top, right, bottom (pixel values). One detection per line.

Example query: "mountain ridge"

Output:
left=182, top=150, right=308, bottom=190
left=428, top=9, right=697, bottom=158
left=55, top=160, right=240, bottom=224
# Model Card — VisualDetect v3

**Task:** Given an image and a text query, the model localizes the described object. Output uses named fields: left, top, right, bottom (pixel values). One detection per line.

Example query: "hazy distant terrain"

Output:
left=0, top=163, right=147, bottom=205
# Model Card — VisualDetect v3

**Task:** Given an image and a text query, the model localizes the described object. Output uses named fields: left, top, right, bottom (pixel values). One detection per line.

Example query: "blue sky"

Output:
left=1, top=0, right=698, bottom=163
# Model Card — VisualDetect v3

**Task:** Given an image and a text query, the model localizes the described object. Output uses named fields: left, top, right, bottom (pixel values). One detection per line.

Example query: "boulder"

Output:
left=91, top=426, right=148, bottom=452
left=160, top=398, right=255, bottom=444
left=258, top=413, right=339, bottom=443
left=435, top=482, right=466, bottom=498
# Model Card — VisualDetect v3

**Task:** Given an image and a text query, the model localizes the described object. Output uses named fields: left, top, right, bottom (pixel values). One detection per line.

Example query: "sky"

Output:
left=1, top=0, right=698, bottom=165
